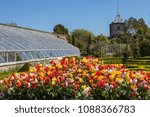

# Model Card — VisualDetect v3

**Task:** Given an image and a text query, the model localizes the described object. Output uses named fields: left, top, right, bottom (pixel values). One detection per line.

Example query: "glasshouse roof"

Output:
left=0, top=23, right=80, bottom=63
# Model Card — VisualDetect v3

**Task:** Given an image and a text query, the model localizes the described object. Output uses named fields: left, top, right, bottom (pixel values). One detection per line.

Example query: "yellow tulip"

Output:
left=39, top=72, right=45, bottom=78
left=125, top=75, right=130, bottom=83
left=69, top=73, right=73, bottom=78
left=138, top=75, right=144, bottom=80
left=77, top=69, right=82, bottom=73
left=72, top=57, right=76, bottom=62
left=81, top=85, right=87, bottom=90
left=115, top=77, right=122, bottom=83
left=101, top=70, right=106, bottom=74
left=52, top=81, right=56, bottom=85
left=56, top=64, right=62, bottom=69
left=91, top=72, right=96, bottom=77
left=131, top=83, right=137, bottom=90
left=47, top=71, right=52, bottom=75
left=48, top=65, right=52, bottom=69
left=82, top=58, right=88, bottom=63
left=93, top=58, right=98, bottom=63
left=98, top=76, right=104, bottom=81
left=132, top=74, right=136, bottom=78
left=110, top=75, right=115, bottom=80
left=29, top=67, right=37, bottom=73
left=82, top=70, right=87, bottom=76
left=79, top=78, right=83, bottom=83
left=52, top=77, right=57, bottom=81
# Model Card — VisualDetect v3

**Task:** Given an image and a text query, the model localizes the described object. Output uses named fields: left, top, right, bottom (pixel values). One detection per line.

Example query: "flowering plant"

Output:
left=0, top=56, right=150, bottom=100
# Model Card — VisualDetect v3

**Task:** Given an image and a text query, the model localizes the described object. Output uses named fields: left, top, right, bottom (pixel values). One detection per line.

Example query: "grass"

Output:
left=103, top=57, right=122, bottom=64
left=0, top=67, right=20, bottom=80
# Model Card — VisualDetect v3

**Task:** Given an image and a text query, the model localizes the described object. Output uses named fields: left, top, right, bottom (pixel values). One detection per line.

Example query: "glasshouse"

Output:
left=0, top=23, right=80, bottom=64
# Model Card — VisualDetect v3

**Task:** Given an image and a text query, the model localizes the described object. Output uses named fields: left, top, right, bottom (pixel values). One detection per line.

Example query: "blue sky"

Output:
left=0, top=0, right=150, bottom=36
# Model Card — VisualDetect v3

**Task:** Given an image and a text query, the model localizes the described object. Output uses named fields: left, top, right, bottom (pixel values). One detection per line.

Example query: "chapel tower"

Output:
left=109, top=0, right=125, bottom=38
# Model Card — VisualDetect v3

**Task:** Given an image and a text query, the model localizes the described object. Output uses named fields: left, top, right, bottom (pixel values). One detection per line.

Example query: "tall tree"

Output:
left=115, top=17, right=150, bottom=57
left=87, top=35, right=92, bottom=55
left=125, top=17, right=148, bottom=35
left=72, top=35, right=75, bottom=46
left=53, top=24, right=72, bottom=42
left=94, top=35, right=109, bottom=43
left=71, top=29, right=94, bottom=55
left=53, top=24, right=69, bottom=35
left=139, top=39, right=150, bottom=56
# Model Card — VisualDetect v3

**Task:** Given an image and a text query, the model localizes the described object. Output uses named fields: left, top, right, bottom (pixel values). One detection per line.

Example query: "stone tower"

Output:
left=109, top=0, right=125, bottom=39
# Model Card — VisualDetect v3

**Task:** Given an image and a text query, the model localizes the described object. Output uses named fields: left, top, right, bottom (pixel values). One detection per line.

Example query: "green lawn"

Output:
left=0, top=67, right=19, bottom=80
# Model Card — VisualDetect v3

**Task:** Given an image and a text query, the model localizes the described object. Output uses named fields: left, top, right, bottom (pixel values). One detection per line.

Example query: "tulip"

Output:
left=16, top=81, right=22, bottom=87
left=81, top=85, right=87, bottom=90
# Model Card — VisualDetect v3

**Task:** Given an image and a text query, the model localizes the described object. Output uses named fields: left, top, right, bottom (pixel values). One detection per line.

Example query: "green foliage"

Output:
left=103, top=57, right=122, bottom=64
left=128, top=60, right=150, bottom=65
left=145, top=28, right=150, bottom=39
left=94, top=35, right=109, bottom=43
left=18, top=63, right=32, bottom=72
left=139, top=39, right=150, bottom=56
left=53, top=24, right=69, bottom=35
left=71, top=29, right=95, bottom=56
left=0, top=67, right=20, bottom=80
left=91, top=49, right=102, bottom=57
left=16, top=54, right=21, bottom=61
left=125, top=17, right=148, bottom=35
left=116, top=32, right=127, bottom=44
left=114, top=17, right=150, bottom=58
left=110, top=38, right=117, bottom=44
left=90, top=41, right=108, bottom=57
left=127, top=56, right=150, bottom=71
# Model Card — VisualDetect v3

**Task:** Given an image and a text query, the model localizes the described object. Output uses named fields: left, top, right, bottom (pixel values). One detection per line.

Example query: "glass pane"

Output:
left=17, top=52, right=29, bottom=61
left=0, top=55, right=5, bottom=63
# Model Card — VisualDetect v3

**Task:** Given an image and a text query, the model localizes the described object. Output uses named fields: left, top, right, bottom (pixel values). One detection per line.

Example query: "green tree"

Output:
left=139, top=39, right=150, bottom=56
left=87, top=35, right=92, bottom=55
left=110, top=38, right=117, bottom=44
left=71, top=29, right=95, bottom=56
left=115, top=17, right=150, bottom=58
left=94, top=35, right=109, bottom=43
left=53, top=24, right=72, bottom=42
left=90, top=41, right=108, bottom=57
left=53, top=24, right=69, bottom=35
left=116, top=32, right=127, bottom=44
left=145, top=28, right=150, bottom=40
left=125, top=17, right=148, bottom=35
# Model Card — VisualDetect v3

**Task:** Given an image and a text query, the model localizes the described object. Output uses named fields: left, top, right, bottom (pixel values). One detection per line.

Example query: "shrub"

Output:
left=18, top=63, right=32, bottom=72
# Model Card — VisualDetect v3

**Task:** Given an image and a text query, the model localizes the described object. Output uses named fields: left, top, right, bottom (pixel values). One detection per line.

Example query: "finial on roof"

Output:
left=114, top=0, right=123, bottom=23
left=117, top=0, right=119, bottom=15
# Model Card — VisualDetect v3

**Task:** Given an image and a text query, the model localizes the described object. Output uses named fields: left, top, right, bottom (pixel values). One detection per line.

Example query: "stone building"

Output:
left=109, top=1, right=126, bottom=39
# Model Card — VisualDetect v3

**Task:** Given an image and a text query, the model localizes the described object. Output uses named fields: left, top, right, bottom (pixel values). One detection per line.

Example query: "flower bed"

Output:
left=0, top=56, right=150, bottom=100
